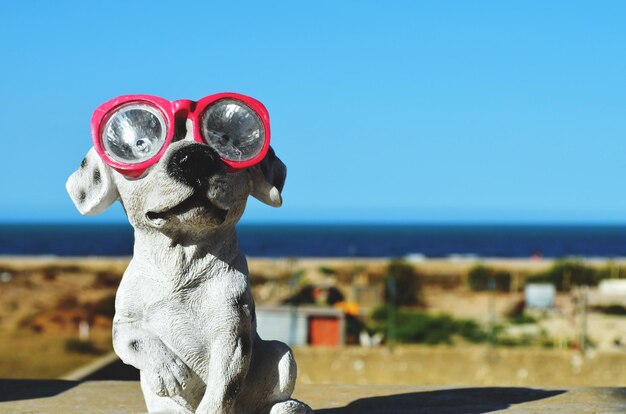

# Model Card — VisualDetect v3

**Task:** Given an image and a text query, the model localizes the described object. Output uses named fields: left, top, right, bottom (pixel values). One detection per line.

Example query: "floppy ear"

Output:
left=66, top=148, right=119, bottom=215
left=248, top=146, right=286, bottom=207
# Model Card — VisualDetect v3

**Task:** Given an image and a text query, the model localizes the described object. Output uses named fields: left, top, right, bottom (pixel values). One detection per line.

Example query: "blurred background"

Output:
left=1, top=1, right=626, bottom=387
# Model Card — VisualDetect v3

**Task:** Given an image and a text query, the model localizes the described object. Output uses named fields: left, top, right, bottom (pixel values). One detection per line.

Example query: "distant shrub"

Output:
left=64, top=338, right=103, bottom=355
left=467, top=265, right=511, bottom=292
left=345, top=314, right=366, bottom=345
left=249, top=272, right=269, bottom=286
left=385, top=260, right=424, bottom=307
left=56, top=295, right=79, bottom=310
left=326, top=287, right=345, bottom=305
left=594, top=305, right=626, bottom=315
left=282, top=285, right=315, bottom=305
left=18, top=312, right=41, bottom=330
left=318, top=266, right=337, bottom=276
left=282, top=285, right=345, bottom=306
left=368, top=306, right=553, bottom=347
left=84, top=294, right=116, bottom=320
left=503, top=299, right=542, bottom=324
left=41, top=265, right=82, bottom=281
left=58, top=265, right=82, bottom=273
left=369, top=306, right=487, bottom=344
left=507, top=312, right=539, bottom=325
left=93, top=271, right=122, bottom=288
left=42, top=268, right=59, bottom=281
left=527, top=260, right=608, bottom=291
left=70, top=265, right=83, bottom=272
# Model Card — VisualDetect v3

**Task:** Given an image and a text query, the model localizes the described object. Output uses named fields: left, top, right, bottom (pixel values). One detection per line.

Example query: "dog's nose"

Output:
left=167, top=144, right=225, bottom=186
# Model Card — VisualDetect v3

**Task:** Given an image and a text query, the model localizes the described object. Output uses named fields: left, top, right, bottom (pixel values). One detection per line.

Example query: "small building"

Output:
left=525, top=283, right=556, bottom=309
left=598, top=279, right=626, bottom=296
left=588, top=279, right=626, bottom=306
left=256, top=306, right=345, bottom=347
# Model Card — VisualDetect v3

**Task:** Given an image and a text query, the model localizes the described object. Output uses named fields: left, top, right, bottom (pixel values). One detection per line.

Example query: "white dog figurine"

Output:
left=67, top=94, right=312, bottom=414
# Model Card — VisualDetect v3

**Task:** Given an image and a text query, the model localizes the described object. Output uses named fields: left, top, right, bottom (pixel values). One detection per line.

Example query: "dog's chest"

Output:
left=137, top=262, right=250, bottom=346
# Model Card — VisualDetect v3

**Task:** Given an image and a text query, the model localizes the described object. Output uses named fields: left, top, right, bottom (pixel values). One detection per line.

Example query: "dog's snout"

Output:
left=167, top=144, right=225, bottom=186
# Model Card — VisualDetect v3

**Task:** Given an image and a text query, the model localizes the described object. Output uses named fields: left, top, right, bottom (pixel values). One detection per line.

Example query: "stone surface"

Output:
left=0, top=381, right=624, bottom=413
left=293, top=346, right=626, bottom=387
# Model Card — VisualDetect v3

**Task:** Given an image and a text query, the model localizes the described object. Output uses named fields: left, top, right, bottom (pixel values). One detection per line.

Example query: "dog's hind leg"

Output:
left=268, top=349, right=311, bottom=414
left=240, top=336, right=312, bottom=414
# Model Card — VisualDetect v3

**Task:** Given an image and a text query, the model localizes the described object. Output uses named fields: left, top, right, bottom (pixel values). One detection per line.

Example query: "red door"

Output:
left=308, top=316, right=340, bottom=346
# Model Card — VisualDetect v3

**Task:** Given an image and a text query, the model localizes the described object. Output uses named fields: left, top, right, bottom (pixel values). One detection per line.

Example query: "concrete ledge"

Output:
left=0, top=381, right=624, bottom=413
left=58, top=352, right=120, bottom=381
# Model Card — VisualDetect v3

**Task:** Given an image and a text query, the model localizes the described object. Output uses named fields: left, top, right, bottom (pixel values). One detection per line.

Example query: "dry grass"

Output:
left=0, top=330, right=113, bottom=379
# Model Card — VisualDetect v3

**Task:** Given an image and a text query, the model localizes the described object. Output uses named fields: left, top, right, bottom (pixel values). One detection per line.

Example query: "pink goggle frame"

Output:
left=91, top=93, right=271, bottom=178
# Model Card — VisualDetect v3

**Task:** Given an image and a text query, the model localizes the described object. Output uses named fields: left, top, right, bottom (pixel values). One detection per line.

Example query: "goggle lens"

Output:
left=200, top=99, right=265, bottom=162
left=102, top=104, right=167, bottom=164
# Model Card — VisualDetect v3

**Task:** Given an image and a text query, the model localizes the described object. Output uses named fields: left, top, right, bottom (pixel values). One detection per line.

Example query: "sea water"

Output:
left=1, top=224, right=626, bottom=258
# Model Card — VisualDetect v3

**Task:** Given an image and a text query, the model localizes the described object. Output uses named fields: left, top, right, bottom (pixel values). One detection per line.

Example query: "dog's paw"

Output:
left=270, top=399, right=313, bottom=414
left=145, top=351, right=191, bottom=397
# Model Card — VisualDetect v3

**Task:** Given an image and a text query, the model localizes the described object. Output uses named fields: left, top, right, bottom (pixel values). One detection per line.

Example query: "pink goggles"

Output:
left=91, top=93, right=271, bottom=178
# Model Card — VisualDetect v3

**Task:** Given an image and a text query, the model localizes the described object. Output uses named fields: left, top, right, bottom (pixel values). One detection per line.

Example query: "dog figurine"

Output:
left=66, top=94, right=312, bottom=414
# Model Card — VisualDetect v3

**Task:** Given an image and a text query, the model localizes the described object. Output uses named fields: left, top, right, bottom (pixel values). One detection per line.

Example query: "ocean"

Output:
left=1, top=224, right=626, bottom=259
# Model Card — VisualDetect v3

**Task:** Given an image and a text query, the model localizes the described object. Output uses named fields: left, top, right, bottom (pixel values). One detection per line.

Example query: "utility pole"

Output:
left=387, top=276, right=396, bottom=351
left=288, top=257, right=298, bottom=345
left=579, top=286, right=589, bottom=355
left=488, top=275, right=496, bottom=346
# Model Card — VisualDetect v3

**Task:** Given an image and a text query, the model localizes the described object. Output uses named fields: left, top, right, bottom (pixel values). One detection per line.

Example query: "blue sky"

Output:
left=1, top=1, right=625, bottom=224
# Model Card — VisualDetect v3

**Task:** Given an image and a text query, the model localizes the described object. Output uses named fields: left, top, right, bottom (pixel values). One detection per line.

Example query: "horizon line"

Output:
left=5, top=220, right=626, bottom=227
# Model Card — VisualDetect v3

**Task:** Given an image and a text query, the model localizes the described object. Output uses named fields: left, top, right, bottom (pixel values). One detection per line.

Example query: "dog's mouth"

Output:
left=145, top=193, right=229, bottom=226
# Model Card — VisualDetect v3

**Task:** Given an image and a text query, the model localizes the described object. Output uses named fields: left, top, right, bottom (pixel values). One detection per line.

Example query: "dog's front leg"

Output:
left=113, top=314, right=191, bottom=398
left=196, top=330, right=252, bottom=414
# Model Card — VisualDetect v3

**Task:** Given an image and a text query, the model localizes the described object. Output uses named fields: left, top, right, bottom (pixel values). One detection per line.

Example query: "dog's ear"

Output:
left=66, top=148, right=119, bottom=215
left=248, top=146, right=286, bottom=207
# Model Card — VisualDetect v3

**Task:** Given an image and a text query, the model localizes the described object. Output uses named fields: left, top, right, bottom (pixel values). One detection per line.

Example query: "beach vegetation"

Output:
left=495, top=331, right=546, bottom=347
left=467, top=265, right=512, bottom=292
left=527, top=259, right=610, bottom=291
left=369, top=306, right=487, bottom=345
left=17, top=311, right=41, bottom=331
left=64, top=338, right=105, bottom=355
left=504, top=299, right=541, bottom=324
left=56, top=295, right=79, bottom=310
left=368, top=305, right=555, bottom=347
left=92, top=270, right=122, bottom=288
left=0, top=330, right=113, bottom=378
left=593, top=305, right=626, bottom=315
left=385, top=260, right=424, bottom=307
left=507, top=312, right=540, bottom=325
left=42, top=268, right=59, bottom=281
left=84, top=293, right=116, bottom=320
left=41, top=264, right=83, bottom=281
left=318, top=266, right=337, bottom=276
left=249, top=272, right=269, bottom=286
left=282, top=284, right=346, bottom=306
